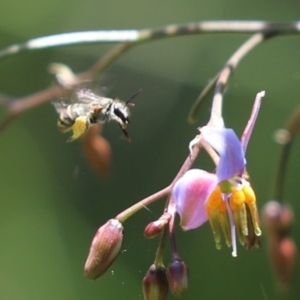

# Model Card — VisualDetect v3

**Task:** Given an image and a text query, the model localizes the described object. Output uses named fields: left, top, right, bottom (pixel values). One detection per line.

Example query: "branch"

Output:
left=273, top=106, right=300, bottom=201
left=0, top=21, right=299, bottom=136
left=189, top=33, right=265, bottom=125
left=1, top=21, right=300, bottom=59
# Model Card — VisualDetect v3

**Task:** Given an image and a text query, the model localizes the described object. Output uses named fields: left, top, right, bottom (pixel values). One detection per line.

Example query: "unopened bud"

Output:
left=167, top=258, right=189, bottom=296
left=262, top=201, right=293, bottom=236
left=82, top=124, right=111, bottom=177
left=269, top=237, right=297, bottom=292
left=84, top=219, right=124, bottom=280
left=263, top=201, right=297, bottom=292
left=48, top=63, right=77, bottom=87
left=142, top=264, right=169, bottom=300
left=144, top=214, right=171, bottom=239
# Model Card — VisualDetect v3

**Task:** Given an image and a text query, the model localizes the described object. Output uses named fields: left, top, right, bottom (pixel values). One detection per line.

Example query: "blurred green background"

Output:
left=0, top=1, right=300, bottom=299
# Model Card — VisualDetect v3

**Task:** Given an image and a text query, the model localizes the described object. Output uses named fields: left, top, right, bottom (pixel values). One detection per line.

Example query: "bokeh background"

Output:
left=0, top=1, right=300, bottom=299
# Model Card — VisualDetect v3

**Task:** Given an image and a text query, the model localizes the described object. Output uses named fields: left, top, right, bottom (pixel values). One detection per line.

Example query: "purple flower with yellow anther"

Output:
left=173, top=91, right=265, bottom=256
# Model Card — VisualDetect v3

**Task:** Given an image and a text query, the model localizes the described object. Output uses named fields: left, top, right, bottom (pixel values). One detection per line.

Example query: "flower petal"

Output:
left=241, top=91, right=265, bottom=152
left=201, top=126, right=245, bottom=182
left=172, top=169, right=217, bottom=230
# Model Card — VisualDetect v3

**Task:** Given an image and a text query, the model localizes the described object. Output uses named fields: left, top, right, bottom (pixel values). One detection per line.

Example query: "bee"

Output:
left=53, top=89, right=141, bottom=142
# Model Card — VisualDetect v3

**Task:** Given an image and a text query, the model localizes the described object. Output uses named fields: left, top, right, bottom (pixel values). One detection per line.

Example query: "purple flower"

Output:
left=173, top=91, right=265, bottom=256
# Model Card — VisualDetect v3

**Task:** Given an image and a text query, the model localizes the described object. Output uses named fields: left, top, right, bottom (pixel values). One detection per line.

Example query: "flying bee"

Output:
left=53, top=89, right=141, bottom=142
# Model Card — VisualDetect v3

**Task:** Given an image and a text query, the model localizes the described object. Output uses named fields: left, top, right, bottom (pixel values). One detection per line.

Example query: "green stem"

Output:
left=116, top=144, right=200, bottom=223
left=154, top=225, right=168, bottom=267
left=208, top=33, right=265, bottom=127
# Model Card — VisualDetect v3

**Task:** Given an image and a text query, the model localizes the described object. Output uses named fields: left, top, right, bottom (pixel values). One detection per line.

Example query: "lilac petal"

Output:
left=201, top=126, right=245, bottom=182
left=241, top=91, right=265, bottom=152
left=172, top=169, right=217, bottom=230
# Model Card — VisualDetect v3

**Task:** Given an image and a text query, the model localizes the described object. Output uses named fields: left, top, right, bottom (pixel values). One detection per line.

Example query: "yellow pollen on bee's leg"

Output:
left=70, top=116, right=90, bottom=141
left=243, top=186, right=262, bottom=236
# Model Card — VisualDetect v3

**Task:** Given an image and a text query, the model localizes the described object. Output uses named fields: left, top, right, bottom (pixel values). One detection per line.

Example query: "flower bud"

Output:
left=144, top=213, right=171, bottom=239
left=262, top=201, right=297, bottom=292
left=262, top=201, right=293, bottom=237
left=142, top=264, right=169, bottom=300
left=269, top=237, right=297, bottom=292
left=82, top=124, right=111, bottom=177
left=84, top=219, right=123, bottom=280
left=167, top=258, right=189, bottom=296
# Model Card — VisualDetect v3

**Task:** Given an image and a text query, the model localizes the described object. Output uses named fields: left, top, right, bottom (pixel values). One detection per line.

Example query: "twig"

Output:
left=274, top=106, right=300, bottom=201
left=0, top=22, right=299, bottom=136
left=207, top=33, right=265, bottom=128
left=189, top=33, right=265, bottom=124
left=9, top=86, right=68, bottom=114
left=0, top=85, right=70, bottom=133
left=115, top=145, right=200, bottom=222
left=188, top=73, right=219, bottom=124
left=80, top=42, right=134, bottom=80
left=1, top=21, right=300, bottom=59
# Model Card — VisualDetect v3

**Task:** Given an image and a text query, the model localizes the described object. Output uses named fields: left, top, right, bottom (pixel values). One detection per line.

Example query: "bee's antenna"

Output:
left=125, top=88, right=142, bottom=107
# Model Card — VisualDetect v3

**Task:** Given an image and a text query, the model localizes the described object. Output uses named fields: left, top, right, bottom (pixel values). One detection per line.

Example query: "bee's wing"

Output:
left=76, top=89, right=102, bottom=103
left=77, top=89, right=115, bottom=107
left=52, top=101, right=68, bottom=113
left=52, top=89, right=99, bottom=112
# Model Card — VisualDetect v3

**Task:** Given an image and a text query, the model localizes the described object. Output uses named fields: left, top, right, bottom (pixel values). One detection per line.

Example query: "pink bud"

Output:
left=82, top=124, right=111, bottom=177
left=144, top=213, right=171, bottom=239
left=84, top=219, right=123, bottom=280
left=263, top=201, right=297, bottom=292
left=142, top=264, right=169, bottom=300
left=262, top=201, right=293, bottom=236
left=269, top=237, right=297, bottom=292
left=167, top=258, right=189, bottom=296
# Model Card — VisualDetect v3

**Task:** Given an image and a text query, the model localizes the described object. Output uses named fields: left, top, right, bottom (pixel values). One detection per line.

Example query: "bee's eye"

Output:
left=114, top=108, right=129, bottom=124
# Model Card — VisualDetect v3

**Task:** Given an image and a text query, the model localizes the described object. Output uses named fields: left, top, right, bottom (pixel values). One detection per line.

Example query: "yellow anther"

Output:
left=243, top=185, right=256, bottom=204
left=243, top=185, right=262, bottom=236
left=206, top=187, right=226, bottom=214
left=206, top=187, right=231, bottom=249
left=230, top=189, right=246, bottom=209
left=205, top=181, right=261, bottom=253
left=230, top=189, right=248, bottom=236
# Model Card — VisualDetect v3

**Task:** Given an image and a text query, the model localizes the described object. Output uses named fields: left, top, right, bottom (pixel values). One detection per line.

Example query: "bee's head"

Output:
left=110, top=89, right=142, bottom=141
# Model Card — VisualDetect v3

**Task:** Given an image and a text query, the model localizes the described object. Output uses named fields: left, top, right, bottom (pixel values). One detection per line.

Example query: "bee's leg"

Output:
left=57, top=120, right=72, bottom=133
left=119, top=124, right=131, bottom=142
left=68, top=116, right=90, bottom=142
